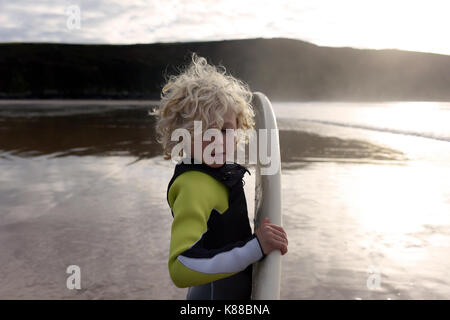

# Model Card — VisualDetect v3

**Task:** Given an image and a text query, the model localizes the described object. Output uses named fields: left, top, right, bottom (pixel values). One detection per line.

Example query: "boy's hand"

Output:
left=255, top=217, right=288, bottom=256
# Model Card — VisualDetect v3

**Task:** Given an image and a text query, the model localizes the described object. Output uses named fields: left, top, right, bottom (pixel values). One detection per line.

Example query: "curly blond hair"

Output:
left=150, top=53, right=255, bottom=160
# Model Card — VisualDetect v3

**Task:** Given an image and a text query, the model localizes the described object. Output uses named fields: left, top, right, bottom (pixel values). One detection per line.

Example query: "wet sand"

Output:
left=1, top=153, right=449, bottom=299
left=1, top=101, right=450, bottom=299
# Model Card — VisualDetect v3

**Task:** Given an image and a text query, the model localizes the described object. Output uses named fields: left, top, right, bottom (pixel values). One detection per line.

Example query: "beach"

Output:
left=1, top=100, right=449, bottom=299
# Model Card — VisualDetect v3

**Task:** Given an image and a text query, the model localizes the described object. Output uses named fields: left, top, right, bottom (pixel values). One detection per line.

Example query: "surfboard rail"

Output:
left=251, top=92, right=282, bottom=300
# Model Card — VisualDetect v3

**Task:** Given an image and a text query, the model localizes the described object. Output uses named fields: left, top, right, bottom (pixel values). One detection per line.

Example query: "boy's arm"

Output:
left=168, top=170, right=264, bottom=288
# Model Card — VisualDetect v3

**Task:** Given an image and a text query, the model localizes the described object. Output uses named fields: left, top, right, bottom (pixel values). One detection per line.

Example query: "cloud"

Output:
left=0, top=0, right=449, bottom=55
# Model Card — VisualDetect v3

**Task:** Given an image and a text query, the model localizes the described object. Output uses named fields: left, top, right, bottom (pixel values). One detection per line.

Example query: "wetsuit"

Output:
left=166, top=157, right=265, bottom=300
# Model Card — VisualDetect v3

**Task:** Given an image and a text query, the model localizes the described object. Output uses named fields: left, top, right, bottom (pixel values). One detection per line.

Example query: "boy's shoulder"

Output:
left=167, top=168, right=229, bottom=208
left=171, top=169, right=224, bottom=190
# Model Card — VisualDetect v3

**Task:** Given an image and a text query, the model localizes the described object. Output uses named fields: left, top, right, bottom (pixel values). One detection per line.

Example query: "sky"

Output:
left=0, top=0, right=449, bottom=56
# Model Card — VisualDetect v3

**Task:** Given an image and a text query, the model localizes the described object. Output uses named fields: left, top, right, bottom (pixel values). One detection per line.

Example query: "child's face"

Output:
left=190, top=107, right=238, bottom=168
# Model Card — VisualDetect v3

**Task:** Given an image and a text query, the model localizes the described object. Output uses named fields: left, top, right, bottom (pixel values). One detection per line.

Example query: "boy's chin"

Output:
left=204, top=159, right=226, bottom=168
left=203, top=155, right=229, bottom=168
left=206, top=162, right=226, bottom=168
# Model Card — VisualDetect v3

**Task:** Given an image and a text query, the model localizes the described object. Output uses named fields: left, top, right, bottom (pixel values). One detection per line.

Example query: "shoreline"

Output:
left=0, top=99, right=161, bottom=105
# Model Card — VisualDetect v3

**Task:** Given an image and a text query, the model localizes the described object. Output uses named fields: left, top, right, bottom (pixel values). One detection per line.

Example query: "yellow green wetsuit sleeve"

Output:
left=168, top=170, right=264, bottom=288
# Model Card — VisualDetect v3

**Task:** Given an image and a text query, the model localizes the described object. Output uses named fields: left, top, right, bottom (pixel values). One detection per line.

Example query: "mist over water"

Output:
left=1, top=100, right=449, bottom=299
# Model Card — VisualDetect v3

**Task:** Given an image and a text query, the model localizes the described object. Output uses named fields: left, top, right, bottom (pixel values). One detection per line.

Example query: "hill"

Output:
left=1, top=38, right=450, bottom=101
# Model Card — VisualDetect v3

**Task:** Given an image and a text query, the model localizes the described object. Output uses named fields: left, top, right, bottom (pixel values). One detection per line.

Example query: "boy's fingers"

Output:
left=276, top=239, right=287, bottom=250
left=269, top=224, right=287, bottom=236
left=271, top=229, right=287, bottom=242
left=279, top=242, right=288, bottom=254
left=268, top=223, right=285, bottom=232
left=268, top=227, right=287, bottom=239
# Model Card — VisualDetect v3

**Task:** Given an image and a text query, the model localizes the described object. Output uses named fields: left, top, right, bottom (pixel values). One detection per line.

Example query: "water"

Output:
left=275, top=101, right=450, bottom=143
left=274, top=101, right=450, bottom=299
left=0, top=100, right=449, bottom=299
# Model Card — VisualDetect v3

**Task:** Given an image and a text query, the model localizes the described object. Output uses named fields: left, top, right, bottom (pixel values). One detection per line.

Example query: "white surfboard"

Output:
left=251, top=92, right=282, bottom=300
